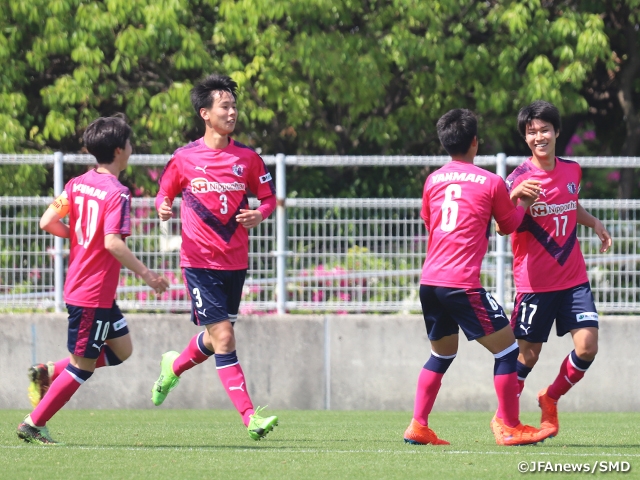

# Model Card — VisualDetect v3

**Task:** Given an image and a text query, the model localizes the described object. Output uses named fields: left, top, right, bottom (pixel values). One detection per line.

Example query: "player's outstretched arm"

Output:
left=577, top=203, right=612, bottom=253
left=104, top=233, right=170, bottom=294
left=39, top=206, right=70, bottom=238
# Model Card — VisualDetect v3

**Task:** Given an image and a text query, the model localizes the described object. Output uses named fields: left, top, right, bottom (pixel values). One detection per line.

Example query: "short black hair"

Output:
left=190, top=73, right=238, bottom=116
left=83, top=116, right=132, bottom=164
left=517, top=100, right=561, bottom=137
left=436, top=109, right=478, bottom=156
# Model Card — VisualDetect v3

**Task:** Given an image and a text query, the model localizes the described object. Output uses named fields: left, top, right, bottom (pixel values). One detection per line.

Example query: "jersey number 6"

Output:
left=441, top=184, right=461, bottom=232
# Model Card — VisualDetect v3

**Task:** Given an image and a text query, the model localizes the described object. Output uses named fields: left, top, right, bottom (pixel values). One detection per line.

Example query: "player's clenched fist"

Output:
left=158, top=197, right=173, bottom=221
left=510, top=179, right=541, bottom=201
left=236, top=209, right=263, bottom=229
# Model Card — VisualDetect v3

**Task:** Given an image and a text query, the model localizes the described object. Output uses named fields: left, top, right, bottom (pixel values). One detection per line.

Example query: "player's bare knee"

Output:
left=213, top=331, right=236, bottom=352
left=576, top=343, right=598, bottom=361
left=521, top=349, right=540, bottom=367
left=118, top=346, right=133, bottom=362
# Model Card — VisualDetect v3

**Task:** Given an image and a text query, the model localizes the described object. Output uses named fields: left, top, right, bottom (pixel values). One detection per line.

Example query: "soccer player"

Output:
left=150, top=73, right=278, bottom=441
left=17, top=116, right=169, bottom=445
left=505, top=100, right=612, bottom=438
left=403, top=109, right=555, bottom=447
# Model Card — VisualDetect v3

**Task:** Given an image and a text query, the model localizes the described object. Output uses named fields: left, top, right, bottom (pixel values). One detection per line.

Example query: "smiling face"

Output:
left=525, top=118, right=559, bottom=165
left=200, top=90, right=237, bottom=136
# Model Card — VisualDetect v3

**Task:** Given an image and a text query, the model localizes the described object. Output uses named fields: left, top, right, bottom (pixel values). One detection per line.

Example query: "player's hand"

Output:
left=158, top=197, right=173, bottom=221
left=510, top=180, right=541, bottom=201
left=593, top=218, right=612, bottom=253
left=143, top=271, right=170, bottom=294
left=236, top=209, right=263, bottom=229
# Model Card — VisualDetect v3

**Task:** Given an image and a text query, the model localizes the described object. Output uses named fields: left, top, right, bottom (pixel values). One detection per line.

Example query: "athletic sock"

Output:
left=50, top=346, right=122, bottom=382
left=516, top=360, right=532, bottom=395
left=30, top=364, right=93, bottom=426
left=413, top=352, right=456, bottom=426
left=493, top=343, right=520, bottom=428
left=547, top=350, right=593, bottom=400
left=215, top=351, right=254, bottom=426
left=51, top=358, right=69, bottom=382
left=173, top=332, right=214, bottom=377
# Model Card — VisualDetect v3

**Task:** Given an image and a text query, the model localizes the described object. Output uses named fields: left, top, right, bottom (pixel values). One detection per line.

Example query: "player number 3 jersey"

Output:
left=156, top=138, right=276, bottom=270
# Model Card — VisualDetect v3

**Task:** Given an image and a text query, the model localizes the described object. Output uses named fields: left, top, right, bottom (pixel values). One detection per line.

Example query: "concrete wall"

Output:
left=0, top=314, right=636, bottom=411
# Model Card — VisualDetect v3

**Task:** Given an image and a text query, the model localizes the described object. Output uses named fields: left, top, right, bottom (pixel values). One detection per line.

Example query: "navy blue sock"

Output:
left=493, top=344, right=519, bottom=375
left=104, top=345, right=123, bottom=366
left=424, top=352, right=456, bottom=374
left=65, top=364, right=93, bottom=384
left=197, top=331, right=215, bottom=356
left=516, top=360, right=532, bottom=381
left=214, top=351, right=239, bottom=369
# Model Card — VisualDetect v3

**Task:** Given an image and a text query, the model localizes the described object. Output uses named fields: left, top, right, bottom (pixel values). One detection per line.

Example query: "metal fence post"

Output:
left=495, top=153, right=507, bottom=308
left=53, top=152, right=64, bottom=313
left=275, top=153, right=287, bottom=314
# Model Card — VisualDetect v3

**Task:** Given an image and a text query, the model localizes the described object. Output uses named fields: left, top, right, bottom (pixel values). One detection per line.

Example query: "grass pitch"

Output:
left=1, top=410, right=638, bottom=479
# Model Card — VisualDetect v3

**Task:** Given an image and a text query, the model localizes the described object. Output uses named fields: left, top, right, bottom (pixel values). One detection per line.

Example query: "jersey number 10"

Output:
left=74, top=197, right=99, bottom=249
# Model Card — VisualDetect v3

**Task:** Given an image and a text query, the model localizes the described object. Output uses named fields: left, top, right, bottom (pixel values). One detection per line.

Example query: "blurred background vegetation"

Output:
left=0, top=0, right=638, bottom=199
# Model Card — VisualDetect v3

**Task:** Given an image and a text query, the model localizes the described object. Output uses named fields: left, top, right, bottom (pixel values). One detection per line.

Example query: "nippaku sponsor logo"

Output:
left=530, top=200, right=577, bottom=217
left=191, top=177, right=245, bottom=194
left=576, top=312, right=598, bottom=322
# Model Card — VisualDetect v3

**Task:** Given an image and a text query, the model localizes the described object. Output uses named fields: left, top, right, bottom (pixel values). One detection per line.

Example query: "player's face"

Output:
left=202, top=90, right=237, bottom=136
left=113, top=138, right=132, bottom=171
left=525, top=119, right=558, bottom=160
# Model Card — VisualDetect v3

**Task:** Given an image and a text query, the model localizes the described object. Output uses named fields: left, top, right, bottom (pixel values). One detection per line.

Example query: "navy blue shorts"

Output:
left=66, top=302, right=129, bottom=359
left=510, top=282, right=599, bottom=343
left=182, top=268, right=247, bottom=326
left=420, top=285, right=510, bottom=342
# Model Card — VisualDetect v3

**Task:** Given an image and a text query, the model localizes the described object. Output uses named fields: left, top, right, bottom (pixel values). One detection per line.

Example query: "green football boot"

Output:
left=17, top=416, right=61, bottom=445
left=247, top=406, right=279, bottom=440
left=27, top=362, right=54, bottom=408
left=151, top=351, right=181, bottom=406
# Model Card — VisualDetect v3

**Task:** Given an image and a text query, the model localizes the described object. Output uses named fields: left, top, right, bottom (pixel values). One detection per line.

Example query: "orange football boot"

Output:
left=490, top=415, right=554, bottom=446
left=537, top=387, right=559, bottom=437
left=403, top=419, right=450, bottom=445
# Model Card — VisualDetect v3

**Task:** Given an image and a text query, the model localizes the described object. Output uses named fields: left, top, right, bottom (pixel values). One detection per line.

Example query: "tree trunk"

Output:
left=616, top=20, right=640, bottom=199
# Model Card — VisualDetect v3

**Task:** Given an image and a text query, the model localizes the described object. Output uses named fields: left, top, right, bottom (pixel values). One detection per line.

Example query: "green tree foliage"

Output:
left=0, top=0, right=635, bottom=198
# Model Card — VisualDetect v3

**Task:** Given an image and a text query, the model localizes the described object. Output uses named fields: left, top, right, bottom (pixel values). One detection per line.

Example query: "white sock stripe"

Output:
left=430, top=350, right=457, bottom=360
left=195, top=331, right=210, bottom=356
left=564, top=374, right=576, bottom=386
left=494, top=342, right=518, bottom=359
left=215, top=361, right=239, bottom=370
left=568, top=355, right=589, bottom=372
left=517, top=375, right=527, bottom=381
left=64, top=369, right=86, bottom=385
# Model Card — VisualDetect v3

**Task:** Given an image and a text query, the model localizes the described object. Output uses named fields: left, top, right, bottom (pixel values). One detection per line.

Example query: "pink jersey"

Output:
left=421, top=161, right=525, bottom=288
left=506, top=157, right=588, bottom=292
left=63, top=169, right=131, bottom=308
left=156, top=138, right=276, bottom=270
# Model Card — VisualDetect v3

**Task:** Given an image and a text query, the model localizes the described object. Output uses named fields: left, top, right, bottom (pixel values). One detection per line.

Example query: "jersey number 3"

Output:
left=441, top=184, right=461, bottom=232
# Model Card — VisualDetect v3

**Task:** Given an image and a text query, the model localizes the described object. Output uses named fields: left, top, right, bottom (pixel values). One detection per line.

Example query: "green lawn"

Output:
left=2, top=410, right=638, bottom=479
